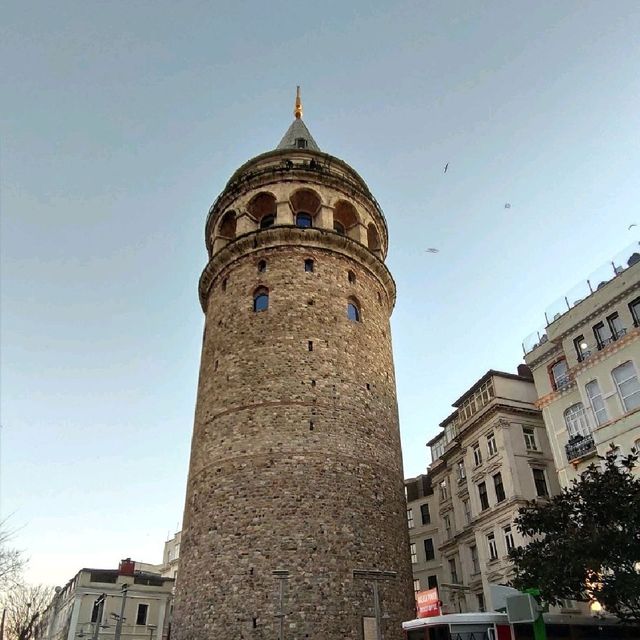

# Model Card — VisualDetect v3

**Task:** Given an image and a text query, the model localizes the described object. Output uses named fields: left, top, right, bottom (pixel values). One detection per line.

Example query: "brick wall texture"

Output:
left=172, top=160, right=415, bottom=640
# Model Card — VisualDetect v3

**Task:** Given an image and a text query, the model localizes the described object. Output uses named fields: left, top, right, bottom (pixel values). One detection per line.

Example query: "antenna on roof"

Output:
left=294, top=86, right=303, bottom=120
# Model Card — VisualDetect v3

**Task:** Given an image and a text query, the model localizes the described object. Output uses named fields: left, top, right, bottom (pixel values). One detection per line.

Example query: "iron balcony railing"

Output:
left=565, top=433, right=596, bottom=462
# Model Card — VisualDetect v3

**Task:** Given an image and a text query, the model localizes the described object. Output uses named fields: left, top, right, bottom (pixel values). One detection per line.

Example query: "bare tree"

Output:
left=0, top=523, right=24, bottom=591
left=1, top=584, right=54, bottom=640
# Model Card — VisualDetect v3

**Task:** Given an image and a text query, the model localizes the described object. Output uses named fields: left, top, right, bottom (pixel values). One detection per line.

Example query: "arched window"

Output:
left=347, top=270, right=356, bottom=284
left=550, top=359, right=569, bottom=390
left=563, top=403, right=589, bottom=437
left=347, top=300, right=360, bottom=322
left=304, top=259, right=314, bottom=272
left=218, top=211, right=236, bottom=239
left=260, top=214, right=275, bottom=229
left=253, top=288, right=269, bottom=312
left=257, top=260, right=267, bottom=273
left=334, top=221, right=345, bottom=235
left=333, top=200, right=359, bottom=239
left=367, top=223, right=381, bottom=252
left=296, top=213, right=313, bottom=228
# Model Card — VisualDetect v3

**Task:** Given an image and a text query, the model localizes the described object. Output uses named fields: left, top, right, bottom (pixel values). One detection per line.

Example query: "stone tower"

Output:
left=172, top=90, right=414, bottom=640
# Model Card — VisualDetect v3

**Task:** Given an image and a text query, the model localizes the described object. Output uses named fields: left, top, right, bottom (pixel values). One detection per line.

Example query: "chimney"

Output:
left=517, top=364, right=533, bottom=379
left=118, top=558, right=135, bottom=576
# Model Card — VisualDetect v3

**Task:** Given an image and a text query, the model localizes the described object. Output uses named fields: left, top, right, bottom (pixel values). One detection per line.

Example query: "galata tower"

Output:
left=172, top=89, right=414, bottom=640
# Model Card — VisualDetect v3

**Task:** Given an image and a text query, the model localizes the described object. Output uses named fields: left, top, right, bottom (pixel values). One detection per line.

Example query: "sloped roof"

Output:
left=276, top=118, right=320, bottom=152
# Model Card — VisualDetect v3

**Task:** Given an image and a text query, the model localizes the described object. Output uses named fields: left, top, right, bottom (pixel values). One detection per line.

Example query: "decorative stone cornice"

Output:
left=198, top=226, right=396, bottom=311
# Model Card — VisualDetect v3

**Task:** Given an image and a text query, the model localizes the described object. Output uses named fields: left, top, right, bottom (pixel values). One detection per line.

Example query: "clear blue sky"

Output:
left=1, top=1, right=638, bottom=586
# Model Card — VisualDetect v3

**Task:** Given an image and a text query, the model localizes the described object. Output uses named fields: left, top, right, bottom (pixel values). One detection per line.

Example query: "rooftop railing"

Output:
left=523, top=241, right=640, bottom=355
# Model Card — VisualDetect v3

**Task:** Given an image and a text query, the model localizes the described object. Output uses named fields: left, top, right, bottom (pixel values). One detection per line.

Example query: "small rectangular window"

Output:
left=593, top=321, right=612, bottom=350
left=413, top=579, right=421, bottom=594
left=420, top=503, right=430, bottom=525
left=612, top=361, right=640, bottom=412
left=629, top=297, right=640, bottom=327
left=478, top=481, right=489, bottom=510
left=523, top=427, right=538, bottom=451
left=487, top=532, right=498, bottom=561
left=406, top=508, right=414, bottom=529
left=427, top=574, right=438, bottom=590
left=308, top=341, right=313, bottom=351
left=585, top=380, right=608, bottom=425
left=473, top=443, right=482, bottom=466
left=410, top=543, right=417, bottom=564
left=607, top=312, right=625, bottom=339
left=444, top=513, right=453, bottom=539
left=304, top=258, right=314, bottom=272
left=439, top=480, right=449, bottom=501
left=457, top=460, right=466, bottom=481
left=533, top=468, right=549, bottom=497
left=486, top=432, right=497, bottom=457
left=470, top=545, right=480, bottom=574
left=477, top=593, right=486, bottom=612
left=463, top=499, right=471, bottom=524
left=493, top=472, right=506, bottom=503
left=136, top=603, right=149, bottom=626
left=503, top=525, right=515, bottom=552
left=448, top=557, right=459, bottom=584
left=573, top=335, right=589, bottom=361
left=423, top=538, right=435, bottom=561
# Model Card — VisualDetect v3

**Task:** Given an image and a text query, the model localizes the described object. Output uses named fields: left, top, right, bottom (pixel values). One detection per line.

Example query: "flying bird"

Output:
left=629, top=223, right=637, bottom=231
left=504, top=203, right=512, bottom=209
left=425, top=248, right=440, bottom=254
left=444, top=163, right=449, bottom=173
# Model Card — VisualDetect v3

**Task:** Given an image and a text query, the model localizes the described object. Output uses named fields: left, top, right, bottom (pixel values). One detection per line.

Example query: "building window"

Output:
left=550, top=359, right=569, bottom=390
left=420, top=503, right=430, bottom=525
left=607, top=312, right=625, bottom=339
left=424, top=538, right=435, bottom=561
left=253, top=288, right=269, bottom=312
left=629, top=297, right=640, bottom=327
left=477, top=593, right=486, bottom=612
left=347, top=301, right=360, bottom=322
left=448, top=557, right=459, bottom=584
left=444, top=513, right=453, bottom=539
left=503, top=525, right=515, bottom=552
left=334, top=221, right=345, bottom=235
left=493, top=472, right=506, bottom=503
left=585, top=380, right=608, bottom=425
left=457, top=461, right=466, bottom=481
left=304, top=258, right=314, bottom=272
left=295, top=212, right=313, bottom=228
left=593, top=321, right=612, bottom=350
left=612, top=361, right=640, bottom=412
left=487, top=532, right=498, bottom=561
left=260, top=214, right=275, bottom=229
left=222, top=277, right=228, bottom=292
left=427, top=575, right=438, bottom=590
left=470, top=545, right=480, bottom=574
left=410, top=543, right=417, bottom=564
left=136, top=603, right=149, bottom=626
left=532, top=468, right=549, bottom=497
left=91, top=600, right=101, bottom=624
left=439, top=480, right=449, bottom=501
left=413, top=579, right=421, bottom=594
left=563, top=403, right=590, bottom=437
left=486, top=432, right=497, bottom=457
left=478, top=482, right=489, bottom=511
left=407, top=509, right=414, bottom=529
left=473, top=443, right=482, bottom=467
left=573, top=335, right=590, bottom=362
left=257, top=259, right=267, bottom=273
left=463, top=499, right=471, bottom=524
left=295, top=137, right=308, bottom=149
left=523, top=427, right=538, bottom=451
left=347, top=270, right=356, bottom=284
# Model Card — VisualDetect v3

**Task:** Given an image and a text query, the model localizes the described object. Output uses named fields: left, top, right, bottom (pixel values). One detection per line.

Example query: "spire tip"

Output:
left=294, top=86, right=303, bottom=119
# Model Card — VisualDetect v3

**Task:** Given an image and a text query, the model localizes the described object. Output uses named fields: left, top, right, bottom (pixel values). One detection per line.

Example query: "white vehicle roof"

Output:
left=403, top=612, right=509, bottom=629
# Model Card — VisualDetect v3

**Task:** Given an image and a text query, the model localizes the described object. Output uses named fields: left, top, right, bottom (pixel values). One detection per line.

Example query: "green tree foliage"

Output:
left=509, top=446, right=640, bottom=622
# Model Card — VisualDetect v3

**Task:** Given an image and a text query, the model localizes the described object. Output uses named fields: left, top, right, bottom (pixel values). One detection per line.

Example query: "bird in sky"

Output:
left=629, top=223, right=637, bottom=231
left=504, top=203, right=512, bottom=209
left=444, top=163, right=449, bottom=173
left=425, top=248, right=440, bottom=254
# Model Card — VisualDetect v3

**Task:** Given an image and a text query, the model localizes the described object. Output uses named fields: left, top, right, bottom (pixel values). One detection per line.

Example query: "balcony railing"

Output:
left=565, top=434, right=596, bottom=462
left=554, top=373, right=572, bottom=390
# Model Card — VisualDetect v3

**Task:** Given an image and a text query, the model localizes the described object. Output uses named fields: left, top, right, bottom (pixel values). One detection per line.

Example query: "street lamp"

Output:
left=272, top=569, right=290, bottom=640
left=113, top=584, right=128, bottom=640
left=353, top=569, right=397, bottom=640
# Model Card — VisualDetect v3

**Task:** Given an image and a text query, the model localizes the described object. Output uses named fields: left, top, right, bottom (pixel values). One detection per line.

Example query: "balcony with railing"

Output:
left=565, top=433, right=596, bottom=462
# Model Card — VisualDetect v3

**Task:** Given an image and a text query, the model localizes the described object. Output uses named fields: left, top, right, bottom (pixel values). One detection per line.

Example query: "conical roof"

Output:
left=276, top=118, right=320, bottom=152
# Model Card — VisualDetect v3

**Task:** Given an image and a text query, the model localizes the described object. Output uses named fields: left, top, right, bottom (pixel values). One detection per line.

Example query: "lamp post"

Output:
left=353, top=569, right=397, bottom=640
left=272, top=569, right=290, bottom=640
left=113, top=584, right=128, bottom=640
left=91, top=594, right=106, bottom=640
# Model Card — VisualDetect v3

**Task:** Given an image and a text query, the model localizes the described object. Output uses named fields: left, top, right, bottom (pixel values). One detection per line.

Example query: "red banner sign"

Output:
left=416, top=588, right=441, bottom=618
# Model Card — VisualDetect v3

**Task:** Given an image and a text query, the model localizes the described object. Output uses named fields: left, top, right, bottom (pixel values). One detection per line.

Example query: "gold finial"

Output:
left=294, top=85, right=303, bottom=119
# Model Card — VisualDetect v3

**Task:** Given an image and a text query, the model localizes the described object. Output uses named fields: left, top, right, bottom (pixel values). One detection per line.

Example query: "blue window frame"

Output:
left=296, top=213, right=312, bottom=228
left=347, top=302, right=360, bottom=322
left=253, top=290, right=269, bottom=312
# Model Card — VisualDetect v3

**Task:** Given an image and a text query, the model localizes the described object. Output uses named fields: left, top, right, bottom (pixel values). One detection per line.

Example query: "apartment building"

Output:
left=420, top=368, right=560, bottom=613
left=404, top=474, right=443, bottom=600
left=35, top=559, right=174, bottom=640
left=523, top=242, right=640, bottom=487
left=159, top=530, right=181, bottom=581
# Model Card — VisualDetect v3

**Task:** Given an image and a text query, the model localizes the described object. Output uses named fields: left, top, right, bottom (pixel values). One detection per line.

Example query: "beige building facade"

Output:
left=159, top=531, right=181, bottom=581
left=412, top=368, right=560, bottom=614
left=523, top=243, right=640, bottom=487
left=35, top=559, right=174, bottom=640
